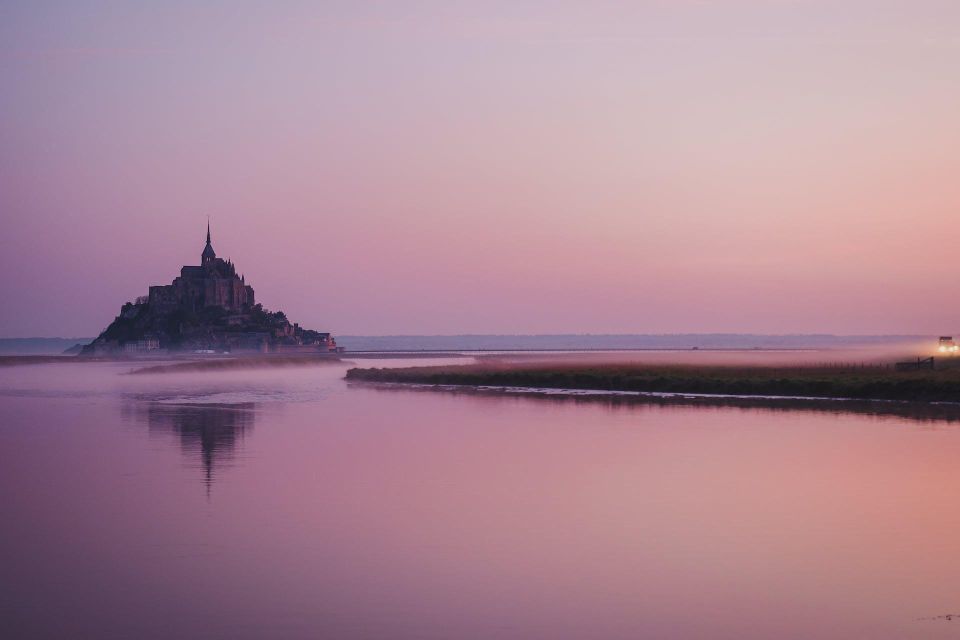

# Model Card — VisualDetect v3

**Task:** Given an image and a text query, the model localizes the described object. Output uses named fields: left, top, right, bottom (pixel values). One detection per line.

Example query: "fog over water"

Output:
left=3, top=356, right=960, bottom=639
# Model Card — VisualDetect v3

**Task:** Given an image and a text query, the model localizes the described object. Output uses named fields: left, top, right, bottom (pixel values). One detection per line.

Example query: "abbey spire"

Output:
left=202, top=220, right=216, bottom=265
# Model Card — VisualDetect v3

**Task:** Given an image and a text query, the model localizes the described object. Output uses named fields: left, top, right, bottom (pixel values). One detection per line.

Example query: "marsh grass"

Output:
left=346, top=362, right=960, bottom=402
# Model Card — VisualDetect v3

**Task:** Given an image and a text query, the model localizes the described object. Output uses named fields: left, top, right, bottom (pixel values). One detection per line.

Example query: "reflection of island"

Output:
left=129, top=403, right=256, bottom=491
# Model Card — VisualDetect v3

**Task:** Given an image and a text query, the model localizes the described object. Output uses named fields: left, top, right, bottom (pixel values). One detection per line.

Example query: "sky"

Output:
left=1, top=1, right=959, bottom=337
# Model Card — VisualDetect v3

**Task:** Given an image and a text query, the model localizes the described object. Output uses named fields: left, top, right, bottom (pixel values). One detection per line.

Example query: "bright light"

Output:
left=940, top=346, right=948, bottom=353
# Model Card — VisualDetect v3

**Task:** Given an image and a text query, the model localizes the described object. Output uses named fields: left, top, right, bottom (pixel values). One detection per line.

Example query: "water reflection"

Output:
left=126, top=403, right=255, bottom=491
left=10, top=361, right=960, bottom=638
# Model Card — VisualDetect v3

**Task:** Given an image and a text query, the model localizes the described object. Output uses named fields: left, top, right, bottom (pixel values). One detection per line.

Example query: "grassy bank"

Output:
left=346, top=363, right=960, bottom=403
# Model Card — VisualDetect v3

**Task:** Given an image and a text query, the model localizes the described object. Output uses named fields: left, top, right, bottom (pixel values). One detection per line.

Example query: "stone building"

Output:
left=148, top=222, right=255, bottom=313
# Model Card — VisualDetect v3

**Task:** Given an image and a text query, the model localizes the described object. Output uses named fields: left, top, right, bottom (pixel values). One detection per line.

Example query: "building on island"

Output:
left=148, top=223, right=256, bottom=314
left=82, top=224, right=338, bottom=356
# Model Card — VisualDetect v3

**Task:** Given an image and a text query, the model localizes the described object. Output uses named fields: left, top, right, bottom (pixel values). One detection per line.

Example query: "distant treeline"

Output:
left=347, top=362, right=960, bottom=403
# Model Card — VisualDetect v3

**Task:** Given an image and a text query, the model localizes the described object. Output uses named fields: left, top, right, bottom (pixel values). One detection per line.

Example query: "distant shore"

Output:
left=0, top=351, right=466, bottom=370
left=346, top=362, right=960, bottom=403
left=0, top=353, right=340, bottom=365
left=0, top=355, right=78, bottom=367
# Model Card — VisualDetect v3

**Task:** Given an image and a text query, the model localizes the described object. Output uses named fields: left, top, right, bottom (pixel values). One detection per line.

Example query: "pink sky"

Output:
left=1, top=1, right=959, bottom=337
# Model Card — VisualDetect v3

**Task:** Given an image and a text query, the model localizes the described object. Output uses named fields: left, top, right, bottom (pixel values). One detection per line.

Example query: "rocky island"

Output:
left=82, top=224, right=338, bottom=356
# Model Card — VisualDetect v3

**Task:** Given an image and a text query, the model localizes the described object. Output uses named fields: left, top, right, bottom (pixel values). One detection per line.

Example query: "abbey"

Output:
left=148, top=223, right=256, bottom=313
left=82, top=224, right=338, bottom=355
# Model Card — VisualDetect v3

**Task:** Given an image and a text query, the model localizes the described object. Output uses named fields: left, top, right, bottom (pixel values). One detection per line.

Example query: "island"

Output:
left=82, top=223, right=339, bottom=356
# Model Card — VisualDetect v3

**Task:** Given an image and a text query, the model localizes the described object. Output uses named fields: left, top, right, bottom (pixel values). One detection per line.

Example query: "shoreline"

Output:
left=349, top=380, right=960, bottom=423
left=127, top=356, right=345, bottom=374
left=355, top=379, right=960, bottom=406
left=0, top=351, right=465, bottom=368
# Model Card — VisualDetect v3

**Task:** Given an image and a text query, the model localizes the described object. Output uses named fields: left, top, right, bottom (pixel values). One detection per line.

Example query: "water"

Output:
left=2, top=359, right=960, bottom=639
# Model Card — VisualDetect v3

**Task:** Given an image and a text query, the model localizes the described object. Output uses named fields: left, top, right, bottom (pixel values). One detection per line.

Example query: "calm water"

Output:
left=3, top=359, right=960, bottom=639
